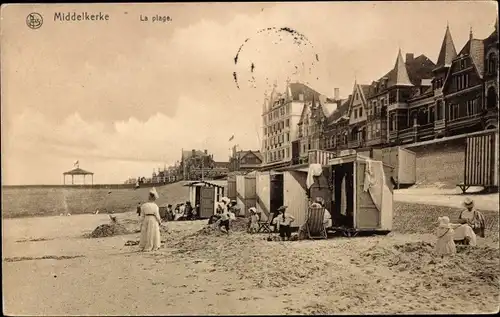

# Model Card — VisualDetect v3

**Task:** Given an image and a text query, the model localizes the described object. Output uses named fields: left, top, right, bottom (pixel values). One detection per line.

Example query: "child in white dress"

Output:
left=435, top=216, right=456, bottom=257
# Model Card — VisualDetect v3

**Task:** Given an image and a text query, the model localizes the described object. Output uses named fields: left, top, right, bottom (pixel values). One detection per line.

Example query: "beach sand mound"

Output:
left=173, top=231, right=332, bottom=288
left=89, top=223, right=131, bottom=238
left=362, top=241, right=500, bottom=290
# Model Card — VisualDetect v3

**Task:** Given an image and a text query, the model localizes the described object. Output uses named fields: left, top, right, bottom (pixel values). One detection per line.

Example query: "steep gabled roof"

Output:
left=387, top=49, right=413, bottom=87
left=366, top=53, right=435, bottom=98
left=458, top=37, right=485, bottom=78
left=182, top=150, right=206, bottom=159
left=237, top=150, right=263, bottom=162
left=346, top=82, right=370, bottom=118
left=327, top=95, right=351, bottom=124
left=287, top=82, right=321, bottom=101
left=436, top=24, right=457, bottom=68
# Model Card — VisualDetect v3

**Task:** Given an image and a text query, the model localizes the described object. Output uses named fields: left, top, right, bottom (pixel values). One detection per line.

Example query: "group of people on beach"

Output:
left=135, top=184, right=488, bottom=253
left=435, top=197, right=487, bottom=256
left=207, top=197, right=238, bottom=233
left=246, top=196, right=332, bottom=241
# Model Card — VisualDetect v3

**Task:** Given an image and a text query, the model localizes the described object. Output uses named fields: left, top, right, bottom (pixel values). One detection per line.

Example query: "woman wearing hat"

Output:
left=138, top=187, right=162, bottom=252
left=457, top=197, right=486, bottom=238
left=272, top=206, right=295, bottom=241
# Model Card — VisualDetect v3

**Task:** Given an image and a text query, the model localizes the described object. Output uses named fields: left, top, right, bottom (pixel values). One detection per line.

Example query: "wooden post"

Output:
left=92, top=174, right=94, bottom=186
left=63, top=174, right=65, bottom=185
left=72, top=175, right=74, bottom=185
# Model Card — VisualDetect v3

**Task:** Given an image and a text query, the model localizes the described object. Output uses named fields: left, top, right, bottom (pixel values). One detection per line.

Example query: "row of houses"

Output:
left=179, top=149, right=230, bottom=180
left=261, top=21, right=499, bottom=169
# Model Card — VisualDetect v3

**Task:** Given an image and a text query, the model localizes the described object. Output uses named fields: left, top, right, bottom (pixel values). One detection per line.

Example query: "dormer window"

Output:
left=461, top=59, right=467, bottom=69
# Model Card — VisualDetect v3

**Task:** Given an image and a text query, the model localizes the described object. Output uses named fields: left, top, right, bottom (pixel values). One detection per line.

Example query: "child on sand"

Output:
left=435, top=216, right=456, bottom=257
left=248, top=207, right=259, bottom=233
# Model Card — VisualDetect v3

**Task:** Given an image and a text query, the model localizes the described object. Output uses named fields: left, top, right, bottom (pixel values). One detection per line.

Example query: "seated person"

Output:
left=451, top=198, right=484, bottom=246
left=272, top=206, right=295, bottom=241
left=310, top=197, right=333, bottom=229
left=456, top=198, right=486, bottom=237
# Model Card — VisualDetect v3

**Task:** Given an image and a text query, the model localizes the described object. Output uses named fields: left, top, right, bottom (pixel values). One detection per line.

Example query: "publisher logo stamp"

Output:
left=26, top=13, right=43, bottom=29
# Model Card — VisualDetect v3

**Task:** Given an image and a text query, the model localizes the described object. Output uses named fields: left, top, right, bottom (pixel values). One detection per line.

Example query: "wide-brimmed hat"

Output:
left=220, top=197, right=230, bottom=205
left=248, top=207, right=257, bottom=213
left=463, top=197, right=474, bottom=208
left=277, top=206, right=288, bottom=212
left=149, top=187, right=159, bottom=200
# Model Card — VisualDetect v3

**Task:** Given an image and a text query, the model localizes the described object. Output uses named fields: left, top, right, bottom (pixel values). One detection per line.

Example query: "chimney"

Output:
left=334, top=88, right=340, bottom=101
left=191, top=149, right=195, bottom=157
left=406, top=53, right=414, bottom=63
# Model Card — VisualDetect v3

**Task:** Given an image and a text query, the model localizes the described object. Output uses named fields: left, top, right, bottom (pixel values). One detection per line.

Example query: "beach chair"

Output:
left=305, top=206, right=327, bottom=239
left=257, top=215, right=272, bottom=233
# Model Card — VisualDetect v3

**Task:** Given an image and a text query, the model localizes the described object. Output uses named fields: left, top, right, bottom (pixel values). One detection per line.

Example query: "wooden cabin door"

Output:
left=244, top=175, right=257, bottom=216
left=200, top=187, right=215, bottom=218
left=355, top=161, right=380, bottom=229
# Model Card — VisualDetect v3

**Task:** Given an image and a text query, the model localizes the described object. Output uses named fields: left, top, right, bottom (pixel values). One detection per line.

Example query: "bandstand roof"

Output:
left=63, top=168, right=94, bottom=175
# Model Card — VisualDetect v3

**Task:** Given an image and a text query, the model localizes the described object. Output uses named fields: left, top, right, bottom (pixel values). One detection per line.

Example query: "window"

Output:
left=285, top=119, right=289, bottom=127
left=455, top=74, right=469, bottom=90
left=467, top=99, right=477, bottom=116
left=355, top=94, right=359, bottom=100
left=461, top=59, right=467, bottom=69
left=429, top=106, right=435, bottom=122
left=285, top=132, right=289, bottom=142
left=286, top=147, right=290, bottom=158
left=359, top=107, right=363, bottom=117
left=354, top=109, right=358, bottom=119
left=450, top=104, right=459, bottom=120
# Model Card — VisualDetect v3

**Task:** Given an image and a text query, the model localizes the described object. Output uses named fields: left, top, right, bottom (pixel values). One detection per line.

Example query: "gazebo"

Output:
left=63, top=167, right=94, bottom=185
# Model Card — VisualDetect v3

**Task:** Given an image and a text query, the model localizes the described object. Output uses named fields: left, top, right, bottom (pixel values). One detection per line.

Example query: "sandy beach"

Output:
left=3, top=202, right=499, bottom=316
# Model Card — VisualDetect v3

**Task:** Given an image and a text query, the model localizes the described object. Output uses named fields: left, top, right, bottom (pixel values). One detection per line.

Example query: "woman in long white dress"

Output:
left=139, top=187, right=162, bottom=252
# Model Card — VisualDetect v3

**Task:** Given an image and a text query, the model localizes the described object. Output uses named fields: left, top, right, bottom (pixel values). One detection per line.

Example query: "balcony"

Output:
left=447, top=113, right=482, bottom=130
left=348, top=139, right=363, bottom=148
left=416, top=123, right=435, bottom=141
left=434, top=119, right=446, bottom=130
left=398, top=127, right=417, bottom=144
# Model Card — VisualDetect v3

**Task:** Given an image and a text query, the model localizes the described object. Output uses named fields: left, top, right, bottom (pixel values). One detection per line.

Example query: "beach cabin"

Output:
left=372, top=146, right=416, bottom=188
left=235, top=171, right=257, bottom=217
left=327, top=154, right=394, bottom=234
left=184, top=180, right=226, bottom=219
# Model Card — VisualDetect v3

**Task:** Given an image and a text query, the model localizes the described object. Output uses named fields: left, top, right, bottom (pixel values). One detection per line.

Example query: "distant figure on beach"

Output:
left=138, top=187, right=162, bottom=252
left=166, top=204, right=174, bottom=221
left=136, top=202, right=142, bottom=217
left=272, top=206, right=294, bottom=241
left=435, top=216, right=456, bottom=256
left=217, top=202, right=231, bottom=234
left=248, top=207, right=259, bottom=233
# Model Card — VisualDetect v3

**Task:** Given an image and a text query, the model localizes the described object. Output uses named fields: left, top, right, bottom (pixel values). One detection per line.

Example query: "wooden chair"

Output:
left=305, top=206, right=327, bottom=239
left=257, top=220, right=272, bottom=233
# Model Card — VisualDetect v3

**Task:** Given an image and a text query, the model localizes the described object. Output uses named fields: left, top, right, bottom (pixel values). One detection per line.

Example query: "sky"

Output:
left=1, top=1, right=497, bottom=185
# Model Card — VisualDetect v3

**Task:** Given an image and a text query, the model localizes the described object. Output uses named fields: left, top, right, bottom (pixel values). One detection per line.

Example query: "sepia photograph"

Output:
left=1, top=1, right=499, bottom=315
